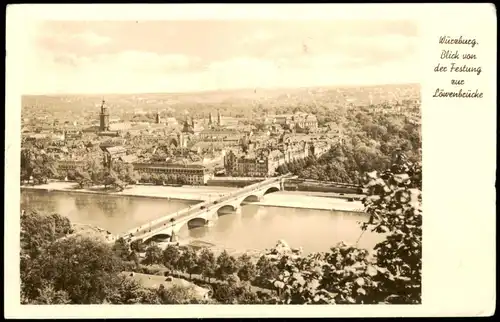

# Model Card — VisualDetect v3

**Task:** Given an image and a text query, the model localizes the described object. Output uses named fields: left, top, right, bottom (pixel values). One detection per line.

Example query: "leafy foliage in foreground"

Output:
left=265, top=154, right=422, bottom=304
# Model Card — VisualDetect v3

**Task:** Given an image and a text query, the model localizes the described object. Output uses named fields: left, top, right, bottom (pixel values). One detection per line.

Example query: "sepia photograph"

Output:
left=15, top=16, right=425, bottom=306
left=5, top=3, right=498, bottom=317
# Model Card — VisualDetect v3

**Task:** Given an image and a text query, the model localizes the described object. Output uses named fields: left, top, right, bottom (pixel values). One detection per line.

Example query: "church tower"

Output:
left=208, top=112, right=213, bottom=125
left=155, top=110, right=161, bottom=124
left=182, top=115, right=194, bottom=134
left=217, top=109, right=221, bottom=126
left=99, top=100, right=110, bottom=132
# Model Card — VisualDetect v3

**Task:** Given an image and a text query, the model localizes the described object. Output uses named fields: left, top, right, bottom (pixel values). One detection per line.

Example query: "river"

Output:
left=21, top=189, right=384, bottom=254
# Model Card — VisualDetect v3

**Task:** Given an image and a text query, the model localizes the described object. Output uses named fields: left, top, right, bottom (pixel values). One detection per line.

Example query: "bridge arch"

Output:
left=263, top=186, right=280, bottom=195
left=187, top=217, right=208, bottom=229
left=217, top=204, right=238, bottom=216
left=144, top=233, right=171, bottom=244
left=241, top=194, right=260, bottom=203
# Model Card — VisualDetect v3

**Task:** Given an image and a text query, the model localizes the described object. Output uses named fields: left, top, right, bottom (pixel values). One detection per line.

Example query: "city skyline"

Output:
left=21, top=20, right=420, bottom=95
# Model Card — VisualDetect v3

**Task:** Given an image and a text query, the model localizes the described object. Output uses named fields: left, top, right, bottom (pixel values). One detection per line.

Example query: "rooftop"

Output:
left=103, top=146, right=127, bottom=154
left=200, top=128, right=240, bottom=134
left=120, top=155, right=138, bottom=163
left=133, top=162, right=207, bottom=169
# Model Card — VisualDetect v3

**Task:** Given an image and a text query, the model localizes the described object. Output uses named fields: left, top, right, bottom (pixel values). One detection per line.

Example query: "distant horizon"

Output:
left=22, top=82, right=421, bottom=97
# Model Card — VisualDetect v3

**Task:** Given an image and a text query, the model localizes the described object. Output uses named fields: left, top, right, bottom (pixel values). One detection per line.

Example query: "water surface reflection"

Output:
left=178, top=204, right=384, bottom=254
left=21, top=190, right=198, bottom=234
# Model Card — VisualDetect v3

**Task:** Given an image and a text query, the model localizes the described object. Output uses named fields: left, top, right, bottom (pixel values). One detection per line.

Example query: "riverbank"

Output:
left=21, top=181, right=235, bottom=203
left=21, top=182, right=365, bottom=213
left=253, top=192, right=364, bottom=213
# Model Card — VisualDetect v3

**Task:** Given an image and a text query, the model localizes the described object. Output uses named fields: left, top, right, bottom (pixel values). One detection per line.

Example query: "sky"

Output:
left=21, top=20, right=420, bottom=94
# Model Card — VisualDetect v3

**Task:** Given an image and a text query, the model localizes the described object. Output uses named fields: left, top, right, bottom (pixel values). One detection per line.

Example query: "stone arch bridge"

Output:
left=122, top=175, right=291, bottom=244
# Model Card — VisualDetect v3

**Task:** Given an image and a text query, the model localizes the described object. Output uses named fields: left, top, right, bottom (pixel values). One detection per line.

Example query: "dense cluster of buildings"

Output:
left=22, top=100, right=337, bottom=184
left=224, top=140, right=331, bottom=177
left=261, top=112, right=319, bottom=134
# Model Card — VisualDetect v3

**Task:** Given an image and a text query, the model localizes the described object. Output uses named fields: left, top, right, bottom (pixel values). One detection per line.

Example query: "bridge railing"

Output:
left=123, top=174, right=292, bottom=240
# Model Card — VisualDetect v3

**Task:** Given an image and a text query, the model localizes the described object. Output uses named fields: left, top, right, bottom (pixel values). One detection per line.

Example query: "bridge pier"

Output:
left=205, top=219, right=216, bottom=227
left=124, top=175, right=289, bottom=242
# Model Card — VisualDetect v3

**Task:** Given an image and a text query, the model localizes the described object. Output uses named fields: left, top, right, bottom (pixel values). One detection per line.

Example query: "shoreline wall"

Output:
left=20, top=185, right=203, bottom=204
left=21, top=184, right=365, bottom=213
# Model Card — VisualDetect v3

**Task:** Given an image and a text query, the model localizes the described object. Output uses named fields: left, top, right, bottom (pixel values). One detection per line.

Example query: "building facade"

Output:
left=282, top=141, right=310, bottom=163
left=101, top=145, right=128, bottom=169
left=224, top=148, right=285, bottom=177
left=199, top=129, right=243, bottom=142
left=132, top=162, right=214, bottom=185
left=270, top=112, right=319, bottom=132
left=224, top=140, right=331, bottom=177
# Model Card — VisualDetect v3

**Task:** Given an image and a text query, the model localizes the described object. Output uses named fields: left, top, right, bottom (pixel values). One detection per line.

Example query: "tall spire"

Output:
left=155, top=109, right=161, bottom=124
left=99, top=99, right=109, bottom=132
left=208, top=112, right=213, bottom=125
left=217, top=109, right=221, bottom=126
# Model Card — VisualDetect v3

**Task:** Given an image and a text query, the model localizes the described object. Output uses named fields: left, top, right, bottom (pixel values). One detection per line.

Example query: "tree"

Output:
left=103, top=169, right=126, bottom=191
left=276, top=164, right=289, bottom=175
left=360, top=155, right=422, bottom=304
left=178, top=248, right=199, bottom=279
left=234, top=284, right=262, bottom=304
left=162, top=244, right=181, bottom=273
left=36, top=154, right=59, bottom=183
left=20, top=148, right=35, bottom=182
left=156, top=284, right=199, bottom=304
left=21, top=211, right=74, bottom=303
left=111, top=238, right=131, bottom=261
left=256, top=255, right=279, bottom=286
left=211, top=283, right=238, bottom=304
left=270, top=154, right=423, bottom=305
left=152, top=174, right=163, bottom=185
left=22, top=235, right=125, bottom=304
left=177, top=174, right=188, bottom=185
left=20, top=148, right=59, bottom=184
left=197, top=248, right=217, bottom=282
left=167, top=174, right=177, bottom=184
left=31, top=282, right=71, bottom=304
left=107, top=276, right=156, bottom=304
left=74, top=167, right=92, bottom=188
left=141, top=173, right=152, bottom=184
left=85, top=158, right=105, bottom=185
left=129, top=251, right=141, bottom=269
left=211, top=282, right=260, bottom=304
left=227, top=273, right=241, bottom=286
left=166, top=174, right=175, bottom=184
left=237, top=253, right=257, bottom=283
left=215, top=250, right=238, bottom=281
left=21, top=211, right=73, bottom=259
left=143, top=244, right=163, bottom=266
left=103, top=170, right=119, bottom=189
left=112, top=161, right=140, bottom=185
left=130, top=239, right=146, bottom=253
